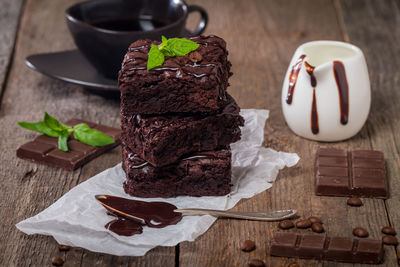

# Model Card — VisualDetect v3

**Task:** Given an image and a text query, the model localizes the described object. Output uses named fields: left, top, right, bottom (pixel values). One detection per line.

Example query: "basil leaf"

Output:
left=73, top=123, right=115, bottom=146
left=18, top=121, right=60, bottom=137
left=44, top=112, right=71, bottom=132
left=147, top=44, right=165, bottom=70
left=58, top=134, right=69, bottom=152
left=167, top=38, right=199, bottom=56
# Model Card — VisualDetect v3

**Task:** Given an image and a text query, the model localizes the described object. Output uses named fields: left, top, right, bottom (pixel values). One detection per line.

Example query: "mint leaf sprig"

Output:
left=147, top=36, right=199, bottom=70
left=18, top=112, right=115, bottom=152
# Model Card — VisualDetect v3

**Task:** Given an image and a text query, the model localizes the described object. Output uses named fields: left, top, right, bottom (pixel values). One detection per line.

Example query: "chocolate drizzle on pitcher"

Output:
left=286, top=54, right=306, bottom=104
left=304, top=61, right=319, bottom=134
left=333, top=61, right=349, bottom=125
left=96, top=195, right=182, bottom=236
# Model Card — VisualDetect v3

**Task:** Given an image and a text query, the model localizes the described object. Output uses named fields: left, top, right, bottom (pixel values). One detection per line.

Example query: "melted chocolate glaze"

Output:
left=98, top=195, right=182, bottom=236
left=286, top=54, right=306, bottom=104
left=305, top=61, right=319, bottom=135
left=333, top=61, right=349, bottom=125
left=311, top=88, right=319, bottom=134
left=105, top=218, right=143, bottom=236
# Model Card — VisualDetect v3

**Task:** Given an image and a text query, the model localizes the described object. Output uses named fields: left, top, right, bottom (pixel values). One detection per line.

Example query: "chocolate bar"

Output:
left=315, top=148, right=388, bottom=198
left=270, top=232, right=384, bottom=264
left=16, top=119, right=121, bottom=170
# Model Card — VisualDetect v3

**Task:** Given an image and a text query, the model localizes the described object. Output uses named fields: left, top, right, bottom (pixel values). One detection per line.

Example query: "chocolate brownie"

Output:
left=122, top=145, right=232, bottom=198
left=119, top=35, right=232, bottom=114
left=120, top=94, right=243, bottom=167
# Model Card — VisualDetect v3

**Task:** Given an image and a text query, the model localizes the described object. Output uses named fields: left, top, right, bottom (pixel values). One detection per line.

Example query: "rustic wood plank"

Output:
left=180, top=0, right=397, bottom=266
left=0, top=0, right=174, bottom=266
left=339, top=0, right=400, bottom=264
left=0, top=0, right=23, bottom=97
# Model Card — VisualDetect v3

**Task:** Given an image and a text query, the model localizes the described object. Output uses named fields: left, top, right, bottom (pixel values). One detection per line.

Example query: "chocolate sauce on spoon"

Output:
left=96, top=195, right=182, bottom=236
left=305, top=62, right=319, bottom=134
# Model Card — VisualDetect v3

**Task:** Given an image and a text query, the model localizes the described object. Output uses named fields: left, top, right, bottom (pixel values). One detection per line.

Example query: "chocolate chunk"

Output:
left=189, top=51, right=202, bottom=62
left=315, top=148, right=388, bottom=198
left=296, top=219, right=312, bottom=229
left=51, top=256, right=64, bottom=266
left=270, top=232, right=384, bottom=264
left=353, top=227, right=369, bottom=238
left=347, top=197, right=363, bottom=206
left=311, top=223, right=324, bottom=233
left=240, top=240, right=256, bottom=252
left=382, top=226, right=396, bottom=235
left=16, top=119, right=121, bottom=170
left=58, top=245, right=71, bottom=251
left=308, top=216, right=322, bottom=224
left=382, top=235, right=398, bottom=245
left=248, top=259, right=265, bottom=267
left=279, top=220, right=294, bottom=230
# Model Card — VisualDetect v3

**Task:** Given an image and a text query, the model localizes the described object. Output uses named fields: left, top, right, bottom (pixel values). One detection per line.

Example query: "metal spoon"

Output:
left=95, top=195, right=296, bottom=224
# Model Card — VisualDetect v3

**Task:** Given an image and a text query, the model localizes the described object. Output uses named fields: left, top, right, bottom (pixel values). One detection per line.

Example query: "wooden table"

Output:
left=1, top=0, right=399, bottom=266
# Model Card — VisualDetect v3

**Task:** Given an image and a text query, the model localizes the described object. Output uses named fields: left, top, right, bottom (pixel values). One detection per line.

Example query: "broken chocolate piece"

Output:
left=270, top=232, right=384, bottom=264
left=315, top=148, right=388, bottom=198
left=16, top=119, right=121, bottom=170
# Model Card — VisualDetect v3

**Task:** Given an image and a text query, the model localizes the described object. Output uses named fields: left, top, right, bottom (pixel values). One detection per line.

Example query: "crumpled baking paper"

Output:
left=16, top=109, right=299, bottom=256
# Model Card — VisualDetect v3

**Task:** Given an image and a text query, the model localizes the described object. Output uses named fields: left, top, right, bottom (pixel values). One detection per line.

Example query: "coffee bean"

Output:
left=308, top=216, right=322, bottom=224
left=288, top=263, right=299, bottom=267
left=397, top=251, right=400, bottom=260
left=311, top=223, right=324, bottom=233
left=347, top=197, right=363, bottom=207
left=382, top=226, right=396, bottom=236
left=248, top=259, right=265, bottom=267
left=353, top=227, right=369, bottom=238
left=279, top=220, right=294, bottom=230
left=382, top=235, right=398, bottom=246
left=58, top=245, right=71, bottom=251
left=240, top=240, right=256, bottom=252
left=296, top=219, right=312, bottom=229
left=51, top=256, right=64, bottom=266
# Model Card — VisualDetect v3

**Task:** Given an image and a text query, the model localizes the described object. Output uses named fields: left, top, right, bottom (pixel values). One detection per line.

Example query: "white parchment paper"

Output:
left=16, top=109, right=299, bottom=256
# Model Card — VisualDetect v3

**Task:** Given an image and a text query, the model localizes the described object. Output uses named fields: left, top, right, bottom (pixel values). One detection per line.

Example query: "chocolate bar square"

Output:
left=16, top=119, right=121, bottom=170
left=269, top=232, right=298, bottom=257
left=297, top=234, right=326, bottom=259
left=353, top=239, right=384, bottom=264
left=315, top=148, right=388, bottom=198
left=325, top=237, right=354, bottom=261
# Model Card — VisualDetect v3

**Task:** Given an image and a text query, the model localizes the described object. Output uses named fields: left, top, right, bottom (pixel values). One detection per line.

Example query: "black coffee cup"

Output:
left=66, top=0, right=208, bottom=79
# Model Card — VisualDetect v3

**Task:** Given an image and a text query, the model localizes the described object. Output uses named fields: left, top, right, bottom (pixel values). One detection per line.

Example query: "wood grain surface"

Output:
left=0, top=0, right=399, bottom=266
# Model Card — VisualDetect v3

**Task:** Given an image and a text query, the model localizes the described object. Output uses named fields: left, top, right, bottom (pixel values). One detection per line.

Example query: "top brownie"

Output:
left=119, top=35, right=232, bottom=114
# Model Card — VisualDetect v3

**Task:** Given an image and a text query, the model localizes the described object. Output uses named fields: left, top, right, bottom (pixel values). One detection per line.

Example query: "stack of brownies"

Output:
left=118, top=35, right=244, bottom=198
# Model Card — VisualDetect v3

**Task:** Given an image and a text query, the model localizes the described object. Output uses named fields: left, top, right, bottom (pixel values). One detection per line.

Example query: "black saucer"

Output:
left=25, top=50, right=119, bottom=97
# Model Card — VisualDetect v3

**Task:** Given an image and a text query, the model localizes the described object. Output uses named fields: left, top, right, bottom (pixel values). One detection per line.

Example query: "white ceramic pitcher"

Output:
left=281, top=40, right=371, bottom=141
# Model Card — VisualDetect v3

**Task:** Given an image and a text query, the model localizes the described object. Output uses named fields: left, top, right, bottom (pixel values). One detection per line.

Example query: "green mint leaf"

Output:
left=73, top=123, right=115, bottom=146
left=44, top=112, right=72, bottom=132
left=166, top=38, right=199, bottom=56
left=58, top=134, right=69, bottom=152
left=159, top=46, right=175, bottom=57
left=161, top=35, right=168, bottom=43
left=18, top=121, right=60, bottom=137
left=147, top=44, right=165, bottom=70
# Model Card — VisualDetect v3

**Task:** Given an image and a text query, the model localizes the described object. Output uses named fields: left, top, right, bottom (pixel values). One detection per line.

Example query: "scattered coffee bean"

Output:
left=308, top=216, right=322, bottom=224
left=382, top=226, right=396, bottom=236
left=353, top=227, right=369, bottom=238
left=240, top=240, right=256, bottom=252
left=279, top=220, right=294, bottom=230
left=382, top=235, right=398, bottom=246
left=288, top=263, right=299, bottom=267
left=311, top=222, right=324, bottom=233
left=248, top=259, right=265, bottom=267
left=347, top=197, right=363, bottom=207
left=58, top=245, right=71, bottom=252
left=296, top=219, right=312, bottom=229
left=51, top=256, right=64, bottom=266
